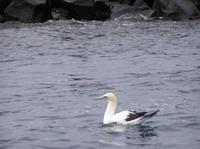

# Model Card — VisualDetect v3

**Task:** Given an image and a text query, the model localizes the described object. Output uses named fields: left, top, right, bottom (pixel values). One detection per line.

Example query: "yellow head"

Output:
left=96, top=92, right=117, bottom=102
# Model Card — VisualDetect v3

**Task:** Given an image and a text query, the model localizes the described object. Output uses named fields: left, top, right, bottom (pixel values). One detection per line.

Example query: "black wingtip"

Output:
left=153, top=109, right=160, bottom=114
left=144, top=109, right=159, bottom=119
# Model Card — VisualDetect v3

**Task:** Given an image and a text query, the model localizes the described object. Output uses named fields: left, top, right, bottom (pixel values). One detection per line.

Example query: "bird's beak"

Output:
left=95, top=95, right=106, bottom=100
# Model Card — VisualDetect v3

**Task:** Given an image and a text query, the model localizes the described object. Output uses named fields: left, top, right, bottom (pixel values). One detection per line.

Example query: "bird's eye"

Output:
left=103, top=96, right=109, bottom=100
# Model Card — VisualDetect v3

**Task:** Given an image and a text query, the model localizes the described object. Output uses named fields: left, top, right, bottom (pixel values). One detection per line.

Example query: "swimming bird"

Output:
left=96, top=93, right=159, bottom=125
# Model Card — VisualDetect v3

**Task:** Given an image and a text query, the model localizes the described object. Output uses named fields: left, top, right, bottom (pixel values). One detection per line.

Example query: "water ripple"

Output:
left=0, top=19, right=200, bottom=149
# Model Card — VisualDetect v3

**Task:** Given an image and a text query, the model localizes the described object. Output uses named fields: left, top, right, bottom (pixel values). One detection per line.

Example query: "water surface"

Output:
left=0, top=18, right=200, bottom=149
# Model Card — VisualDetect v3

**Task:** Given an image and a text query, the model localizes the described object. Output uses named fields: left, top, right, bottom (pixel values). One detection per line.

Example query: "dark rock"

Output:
left=111, top=0, right=151, bottom=8
left=110, top=0, right=200, bottom=20
left=52, top=0, right=111, bottom=20
left=0, top=0, right=13, bottom=14
left=52, top=8, right=69, bottom=20
left=0, top=0, right=13, bottom=22
left=133, top=0, right=150, bottom=10
left=0, top=14, right=3, bottom=22
left=51, top=0, right=65, bottom=8
left=143, top=0, right=154, bottom=8
left=1, top=0, right=111, bottom=23
left=64, top=0, right=95, bottom=7
left=94, top=1, right=111, bottom=20
left=151, top=0, right=200, bottom=20
left=4, top=0, right=52, bottom=23
left=194, top=0, right=200, bottom=11
left=112, top=0, right=136, bottom=5
left=111, top=0, right=153, bottom=20
left=111, top=2, right=134, bottom=18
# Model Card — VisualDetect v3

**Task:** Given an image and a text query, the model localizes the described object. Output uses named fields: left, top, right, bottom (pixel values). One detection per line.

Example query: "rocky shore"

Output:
left=0, top=0, right=200, bottom=23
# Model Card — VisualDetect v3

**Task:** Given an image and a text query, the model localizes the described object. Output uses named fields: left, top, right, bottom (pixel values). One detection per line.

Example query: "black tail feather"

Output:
left=143, top=110, right=160, bottom=119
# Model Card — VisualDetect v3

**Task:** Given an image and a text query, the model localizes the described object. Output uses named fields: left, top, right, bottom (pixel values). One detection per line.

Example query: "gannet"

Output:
left=96, top=93, right=159, bottom=125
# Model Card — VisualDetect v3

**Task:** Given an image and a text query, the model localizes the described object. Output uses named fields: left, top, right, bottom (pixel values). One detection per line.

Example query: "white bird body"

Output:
left=96, top=93, right=159, bottom=125
left=104, top=111, right=131, bottom=124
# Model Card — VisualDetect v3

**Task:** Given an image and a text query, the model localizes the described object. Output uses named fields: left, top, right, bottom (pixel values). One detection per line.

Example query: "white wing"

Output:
left=111, top=111, right=131, bottom=123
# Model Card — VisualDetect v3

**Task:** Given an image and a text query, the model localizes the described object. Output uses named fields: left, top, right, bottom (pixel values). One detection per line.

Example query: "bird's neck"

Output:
left=104, top=100, right=117, bottom=118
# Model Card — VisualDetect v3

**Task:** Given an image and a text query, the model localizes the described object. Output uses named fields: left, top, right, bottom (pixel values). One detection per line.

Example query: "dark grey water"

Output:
left=0, top=18, right=200, bottom=149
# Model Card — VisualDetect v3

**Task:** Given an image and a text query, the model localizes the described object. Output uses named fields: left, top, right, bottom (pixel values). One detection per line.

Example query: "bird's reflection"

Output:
left=102, top=123, right=157, bottom=137
left=99, top=123, right=157, bottom=146
left=133, top=124, right=158, bottom=138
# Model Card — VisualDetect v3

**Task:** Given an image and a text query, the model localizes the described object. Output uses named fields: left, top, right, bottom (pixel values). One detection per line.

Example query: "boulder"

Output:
left=94, top=0, right=111, bottom=20
left=151, top=0, right=200, bottom=20
left=109, top=0, right=200, bottom=20
left=112, top=0, right=136, bottom=5
left=133, top=0, right=151, bottom=10
left=52, top=8, right=69, bottom=20
left=0, top=0, right=14, bottom=22
left=0, top=0, right=13, bottom=14
left=0, top=14, right=3, bottom=22
left=0, top=0, right=12, bottom=14
left=4, top=0, right=52, bottom=23
left=64, top=0, right=95, bottom=7
left=51, top=0, right=64, bottom=8
left=52, top=0, right=111, bottom=20
left=111, top=2, right=134, bottom=18
left=143, top=0, right=154, bottom=8
left=111, top=0, right=153, bottom=19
